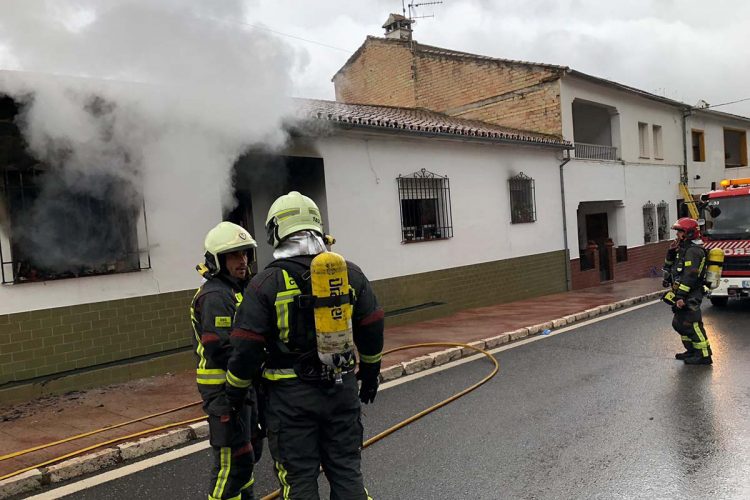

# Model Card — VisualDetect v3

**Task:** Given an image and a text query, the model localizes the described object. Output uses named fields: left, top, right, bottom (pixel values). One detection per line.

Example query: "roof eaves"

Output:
left=413, top=41, right=568, bottom=71
left=326, top=120, right=571, bottom=148
left=692, top=106, right=750, bottom=124
left=565, top=69, right=689, bottom=109
left=295, top=99, right=571, bottom=148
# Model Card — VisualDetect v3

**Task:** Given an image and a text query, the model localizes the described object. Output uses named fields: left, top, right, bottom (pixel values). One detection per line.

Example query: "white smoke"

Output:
left=0, top=0, right=300, bottom=276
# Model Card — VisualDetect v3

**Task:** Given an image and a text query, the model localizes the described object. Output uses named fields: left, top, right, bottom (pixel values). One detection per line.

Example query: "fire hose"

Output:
left=0, top=342, right=499, bottom=493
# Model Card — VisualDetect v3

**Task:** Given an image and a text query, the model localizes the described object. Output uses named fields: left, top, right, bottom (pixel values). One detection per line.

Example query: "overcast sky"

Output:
left=1, top=0, right=749, bottom=117
left=243, top=0, right=750, bottom=117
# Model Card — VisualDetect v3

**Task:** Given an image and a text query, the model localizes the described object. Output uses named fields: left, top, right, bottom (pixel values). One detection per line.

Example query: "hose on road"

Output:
left=260, top=341, right=499, bottom=500
left=0, top=341, right=499, bottom=488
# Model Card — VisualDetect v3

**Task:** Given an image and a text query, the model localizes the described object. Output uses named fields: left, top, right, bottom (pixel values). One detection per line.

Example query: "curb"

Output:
left=0, top=291, right=662, bottom=498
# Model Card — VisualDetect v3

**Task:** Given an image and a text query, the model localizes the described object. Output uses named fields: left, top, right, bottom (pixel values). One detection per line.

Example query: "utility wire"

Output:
left=704, top=96, right=750, bottom=110
left=201, top=16, right=353, bottom=54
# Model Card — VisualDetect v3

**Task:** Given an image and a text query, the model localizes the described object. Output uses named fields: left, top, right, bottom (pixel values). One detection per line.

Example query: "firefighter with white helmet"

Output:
left=662, top=217, right=713, bottom=365
left=191, top=221, right=261, bottom=500
left=225, top=192, right=384, bottom=499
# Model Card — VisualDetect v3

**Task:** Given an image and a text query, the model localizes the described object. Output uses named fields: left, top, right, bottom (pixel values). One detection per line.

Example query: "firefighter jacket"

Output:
left=669, top=240, right=708, bottom=309
left=191, top=274, right=246, bottom=401
left=225, top=255, right=385, bottom=391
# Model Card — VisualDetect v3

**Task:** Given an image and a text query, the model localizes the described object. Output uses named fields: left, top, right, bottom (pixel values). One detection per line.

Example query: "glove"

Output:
left=661, top=273, right=671, bottom=288
left=356, top=361, right=380, bottom=404
left=225, top=384, right=248, bottom=411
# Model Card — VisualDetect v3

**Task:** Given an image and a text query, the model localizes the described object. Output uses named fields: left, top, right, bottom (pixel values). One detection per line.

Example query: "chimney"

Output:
left=382, top=13, right=413, bottom=41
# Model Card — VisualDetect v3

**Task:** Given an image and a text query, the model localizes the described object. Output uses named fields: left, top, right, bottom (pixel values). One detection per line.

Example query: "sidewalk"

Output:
left=0, top=277, right=662, bottom=494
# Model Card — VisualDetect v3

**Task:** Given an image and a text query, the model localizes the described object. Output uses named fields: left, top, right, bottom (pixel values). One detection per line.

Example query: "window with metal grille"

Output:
left=508, top=172, right=536, bottom=224
left=1, top=168, right=151, bottom=284
left=1, top=95, right=151, bottom=284
left=657, top=201, right=669, bottom=241
left=397, top=168, right=452, bottom=242
left=643, top=201, right=656, bottom=243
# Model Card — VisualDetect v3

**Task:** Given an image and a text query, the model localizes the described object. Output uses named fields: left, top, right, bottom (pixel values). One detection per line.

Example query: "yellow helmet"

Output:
left=265, top=191, right=323, bottom=248
left=202, top=221, right=256, bottom=276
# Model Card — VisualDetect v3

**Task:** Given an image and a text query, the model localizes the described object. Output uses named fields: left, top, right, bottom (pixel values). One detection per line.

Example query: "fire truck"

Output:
left=698, top=177, right=750, bottom=306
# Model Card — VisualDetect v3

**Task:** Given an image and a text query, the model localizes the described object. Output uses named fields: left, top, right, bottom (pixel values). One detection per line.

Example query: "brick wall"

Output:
left=570, top=241, right=670, bottom=290
left=371, top=250, right=568, bottom=327
left=454, top=83, right=563, bottom=137
left=570, top=256, right=601, bottom=290
left=333, top=38, right=417, bottom=108
left=333, top=37, right=564, bottom=136
left=0, top=290, right=195, bottom=387
left=613, top=241, right=671, bottom=282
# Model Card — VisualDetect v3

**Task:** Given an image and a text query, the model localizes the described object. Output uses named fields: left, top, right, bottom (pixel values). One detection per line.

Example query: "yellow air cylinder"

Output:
left=310, top=251, right=354, bottom=369
left=705, top=248, right=725, bottom=289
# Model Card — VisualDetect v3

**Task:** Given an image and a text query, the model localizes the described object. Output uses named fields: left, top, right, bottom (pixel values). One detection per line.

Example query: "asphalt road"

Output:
left=47, top=299, right=750, bottom=499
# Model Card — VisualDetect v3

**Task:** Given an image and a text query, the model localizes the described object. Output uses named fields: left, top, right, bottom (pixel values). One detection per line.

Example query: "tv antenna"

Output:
left=402, top=1, right=443, bottom=22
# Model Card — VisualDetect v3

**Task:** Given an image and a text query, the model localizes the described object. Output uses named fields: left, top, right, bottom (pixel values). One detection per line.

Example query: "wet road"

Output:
left=47, top=300, right=750, bottom=499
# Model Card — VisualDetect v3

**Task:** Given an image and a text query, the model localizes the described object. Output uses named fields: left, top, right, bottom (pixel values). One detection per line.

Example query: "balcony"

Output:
left=574, top=142, right=618, bottom=161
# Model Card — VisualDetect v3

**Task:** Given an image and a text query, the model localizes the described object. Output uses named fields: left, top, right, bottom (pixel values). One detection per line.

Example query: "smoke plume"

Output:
left=0, top=0, right=298, bottom=280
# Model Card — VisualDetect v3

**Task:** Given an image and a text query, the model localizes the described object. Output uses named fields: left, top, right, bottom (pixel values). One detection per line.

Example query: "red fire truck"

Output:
left=700, top=177, right=750, bottom=306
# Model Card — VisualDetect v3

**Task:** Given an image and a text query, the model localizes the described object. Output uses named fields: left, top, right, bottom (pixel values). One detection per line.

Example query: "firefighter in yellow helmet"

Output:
left=190, top=221, right=261, bottom=500
left=224, top=192, right=384, bottom=499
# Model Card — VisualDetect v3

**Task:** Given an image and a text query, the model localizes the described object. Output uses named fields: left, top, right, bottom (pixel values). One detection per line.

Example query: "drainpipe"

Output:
left=559, top=150, right=573, bottom=291
left=681, top=106, right=692, bottom=185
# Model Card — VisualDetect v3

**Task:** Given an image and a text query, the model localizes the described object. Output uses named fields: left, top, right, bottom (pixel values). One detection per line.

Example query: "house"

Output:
left=332, top=17, right=750, bottom=289
left=0, top=78, right=570, bottom=399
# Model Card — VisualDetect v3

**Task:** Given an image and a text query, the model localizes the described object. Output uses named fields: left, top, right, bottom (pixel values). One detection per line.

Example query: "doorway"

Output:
left=228, top=153, right=327, bottom=270
left=585, top=212, right=611, bottom=281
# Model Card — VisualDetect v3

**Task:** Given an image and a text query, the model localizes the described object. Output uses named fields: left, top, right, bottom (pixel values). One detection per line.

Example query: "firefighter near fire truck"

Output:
left=661, top=218, right=713, bottom=365
left=224, top=191, right=384, bottom=500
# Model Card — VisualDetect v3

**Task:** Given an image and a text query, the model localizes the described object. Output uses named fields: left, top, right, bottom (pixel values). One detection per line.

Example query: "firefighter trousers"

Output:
left=672, top=306, right=712, bottom=358
left=265, top=373, right=371, bottom=500
left=206, top=396, right=256, bottom=500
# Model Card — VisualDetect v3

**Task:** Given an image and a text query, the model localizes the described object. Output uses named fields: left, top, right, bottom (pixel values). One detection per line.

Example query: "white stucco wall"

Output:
left=686, top=111, right=750, bottom=192
left=0, top=155, right=224, bottom=315
left=560, top=76, right=684, bottom=166
left=315, top=133, right=565, bottom=281
left=1, top=131, right=567, bottom=314
left=562, top=161, right=680, bottom=257
left=558, top=76, right=683, bottom=256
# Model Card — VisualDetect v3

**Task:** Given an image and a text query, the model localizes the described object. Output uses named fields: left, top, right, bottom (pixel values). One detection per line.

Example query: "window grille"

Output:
left=643, top=201, right=656, bottom=243
left=508, top=172, right=536, bottom=224
left=397, top=168, right=452, bottom=242
left=657, top=201, right=669, bottom=241
left=1, top=168, right=151, bottom=284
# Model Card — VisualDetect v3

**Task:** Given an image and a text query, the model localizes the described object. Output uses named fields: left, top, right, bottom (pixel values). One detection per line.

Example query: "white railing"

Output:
left=574, top=142, right=618, bottom=161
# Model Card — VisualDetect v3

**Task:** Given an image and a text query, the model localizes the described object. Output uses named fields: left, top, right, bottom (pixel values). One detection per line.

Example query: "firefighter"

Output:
left=191, top=221, right=261, bottom=500
left=224, top=191, right=384, bottom=500
left=662, top=217, right=713, bottom=365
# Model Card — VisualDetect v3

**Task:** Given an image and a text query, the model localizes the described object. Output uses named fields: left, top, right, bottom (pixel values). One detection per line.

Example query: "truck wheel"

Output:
left=710, top=297, right=728, bottom=307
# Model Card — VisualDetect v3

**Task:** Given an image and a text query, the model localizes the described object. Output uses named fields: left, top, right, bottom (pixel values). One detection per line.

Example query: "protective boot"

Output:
left=675, top=349, right=696, bottom=360
left=683, top=354, right=712, bottom=365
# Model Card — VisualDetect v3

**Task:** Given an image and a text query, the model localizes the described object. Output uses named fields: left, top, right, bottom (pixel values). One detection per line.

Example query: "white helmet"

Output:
left=202, top=221, right=256, bottom=276
left=265, top=191, right=323, bottom=248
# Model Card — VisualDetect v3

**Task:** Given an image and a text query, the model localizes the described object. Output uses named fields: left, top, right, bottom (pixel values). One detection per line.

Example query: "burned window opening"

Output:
left=0, top=95, right=151, bottom=284
left=397, top=168, right=453, bottom=243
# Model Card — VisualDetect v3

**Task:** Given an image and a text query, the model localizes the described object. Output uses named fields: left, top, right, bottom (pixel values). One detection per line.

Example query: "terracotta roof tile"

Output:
left=295, top=98, right=569, bottom=147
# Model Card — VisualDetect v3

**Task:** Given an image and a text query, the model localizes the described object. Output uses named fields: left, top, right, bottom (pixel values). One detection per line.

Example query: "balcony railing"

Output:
left=574, top=142, right=618, bottom=161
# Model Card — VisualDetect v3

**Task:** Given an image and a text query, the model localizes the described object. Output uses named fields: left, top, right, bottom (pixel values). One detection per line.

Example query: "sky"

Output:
left=1, top=0, right=749, bottom=115
left=239, top=0, right=750, bottom=117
